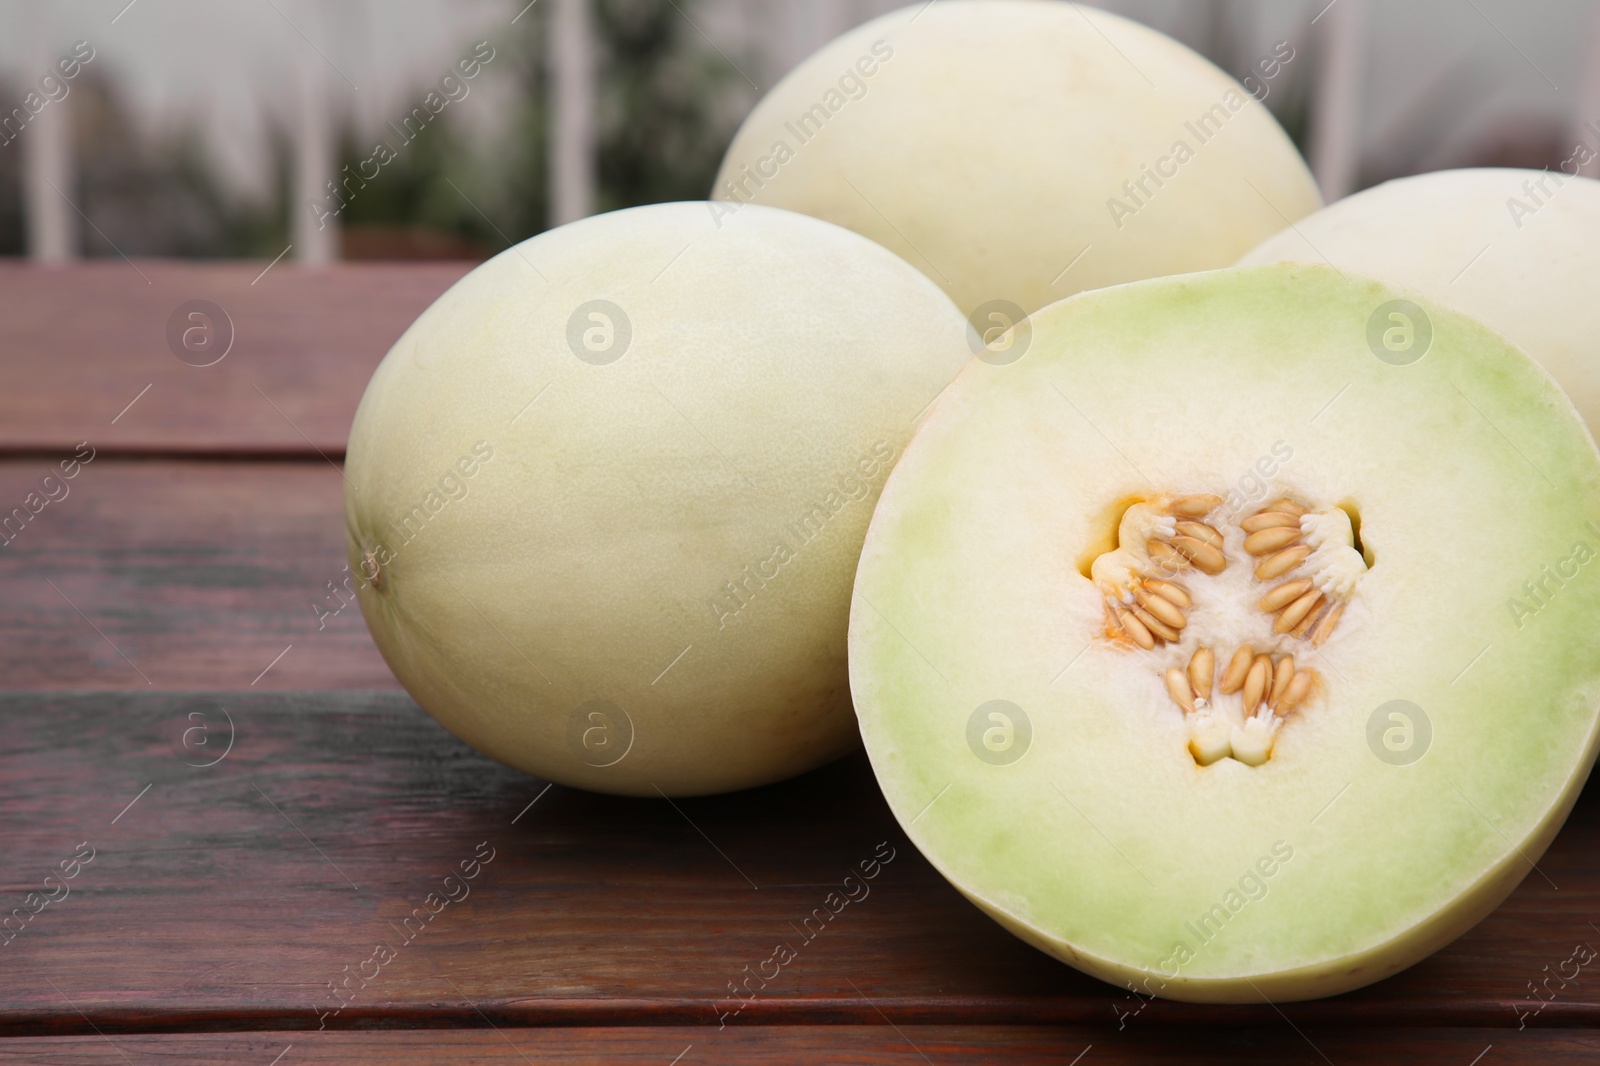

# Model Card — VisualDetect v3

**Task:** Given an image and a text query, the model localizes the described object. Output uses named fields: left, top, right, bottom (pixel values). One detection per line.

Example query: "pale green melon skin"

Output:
left=713, top=0, right=1321, bottom=317
left=346, top=202, right=969, bottom=796
left=1240, top=168, right=1600, bottom=432
left=849, top=263, right=1600, bottom=1001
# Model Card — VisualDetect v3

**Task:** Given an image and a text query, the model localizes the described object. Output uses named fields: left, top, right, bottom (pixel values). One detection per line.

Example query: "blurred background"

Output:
left=0, top=0, right=1597, bottom=264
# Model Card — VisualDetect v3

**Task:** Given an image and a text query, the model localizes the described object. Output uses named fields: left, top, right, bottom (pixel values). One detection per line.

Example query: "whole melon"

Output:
left=345, top=202, right=969, bottom=795
left=713, top=0, right=1322, bottom=318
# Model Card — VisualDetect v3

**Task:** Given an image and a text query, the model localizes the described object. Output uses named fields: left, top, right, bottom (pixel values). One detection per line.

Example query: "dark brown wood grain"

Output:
left=0, top=1026, right=1583, bottom=1065
left=1, top=690, right=1598, bottom=1041
left=0, top=461, right=393, bottom=690
left=0, top=261, right=471, bottom=455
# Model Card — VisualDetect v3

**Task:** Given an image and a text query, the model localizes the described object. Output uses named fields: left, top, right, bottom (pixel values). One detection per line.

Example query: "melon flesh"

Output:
left=713, top=0, right=1321, bottom=317
left=848, top=263, right=1600, bottom=1001
left=345, top=202, right=969, bottom=796
left=1239, top=168, right=1600, bottom=431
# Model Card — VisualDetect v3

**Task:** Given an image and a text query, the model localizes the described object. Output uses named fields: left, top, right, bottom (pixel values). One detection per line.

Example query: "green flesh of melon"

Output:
left=848, top=262, right=1600, bottom=1002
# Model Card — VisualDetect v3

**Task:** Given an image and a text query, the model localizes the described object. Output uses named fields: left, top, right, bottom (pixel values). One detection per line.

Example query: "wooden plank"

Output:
left=0, top=262, right=470, bottom=455
left=1, top=690, right=1597, bottom=1036
left=0, top=1026, right=1578, bottom=1065
left=0, top=460, right=394, bottom=689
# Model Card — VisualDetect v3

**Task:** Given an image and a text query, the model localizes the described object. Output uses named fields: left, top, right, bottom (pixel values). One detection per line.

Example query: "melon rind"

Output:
left=848, top=263, right=1600, bottom=1001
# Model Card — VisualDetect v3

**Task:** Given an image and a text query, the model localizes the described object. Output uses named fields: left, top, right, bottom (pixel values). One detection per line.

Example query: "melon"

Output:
left=712, top=0, right=1321, bottom=319
left=345, top=202, right=969, bottom=796
left=1240, top=167, right=1600, bottom=431
left=848, top=262, right=1600, bottom=1001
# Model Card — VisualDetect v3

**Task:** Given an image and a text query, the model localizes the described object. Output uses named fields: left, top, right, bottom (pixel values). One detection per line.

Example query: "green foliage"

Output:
left=0, top=72, right=287, bottom=257
left=0, top=0, right=745, bottom=258
left=332, top=0, right=745, bottom=255
left=592, top=0, right=745, bottom=212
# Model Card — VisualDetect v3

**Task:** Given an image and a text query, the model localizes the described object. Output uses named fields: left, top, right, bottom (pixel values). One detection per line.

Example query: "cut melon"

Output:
left=712, top=0, right=1321, bottom=318
left=848, top=263, right=1600, bottom=1001
left=345, top=202, right=969, bottom=796
left=1240, top=168, right=1600, bottom=430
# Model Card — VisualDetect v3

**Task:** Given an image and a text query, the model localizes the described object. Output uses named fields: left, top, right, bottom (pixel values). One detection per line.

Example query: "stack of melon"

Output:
left=346, top=0, right=1600, bottom=1002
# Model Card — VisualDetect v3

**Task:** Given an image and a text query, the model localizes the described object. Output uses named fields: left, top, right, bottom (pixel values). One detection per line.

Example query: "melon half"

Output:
left=848, top=263, right=1600, bottom=1001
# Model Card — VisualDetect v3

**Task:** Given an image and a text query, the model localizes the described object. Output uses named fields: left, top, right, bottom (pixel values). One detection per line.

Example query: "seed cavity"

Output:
left=1092, top=494, right=1228, bottom=648
left=1083, top=489, right=1358, bottom=767
left=1081, top=486, right=1356, bottom=765
left=1241, top=498, right=1368, bottom=646
left=1168, top=644, right=1319, bottom=768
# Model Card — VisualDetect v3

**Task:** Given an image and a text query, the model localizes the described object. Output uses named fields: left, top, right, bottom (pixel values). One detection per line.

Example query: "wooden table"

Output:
left=3, top=261, right=1598, bottom=1064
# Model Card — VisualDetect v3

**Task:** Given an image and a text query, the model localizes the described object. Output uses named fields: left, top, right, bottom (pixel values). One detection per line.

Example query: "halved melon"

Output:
left=848, top=263, right=1600, bottom=1001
